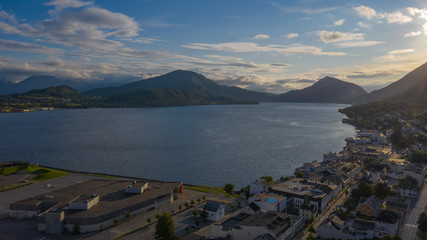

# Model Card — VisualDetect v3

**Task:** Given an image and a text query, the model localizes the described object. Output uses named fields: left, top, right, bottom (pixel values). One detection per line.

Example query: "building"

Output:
left=356, top=196, right=382, bottom=217
left=269, top=178, right=337, bottom=214
left=10, top=179, right=183, bottom=234
left=298, top=202, right=317, bottom=221
left=385, top=201, right=408, bottom=214
left=294, top=161, right=322, bottom=177
left=212, top=211, right=304, bottom=240
left=204, top=201, right=225, bottom=221
left=249, top=179, right=270, bottom=195
left=374, top=210, right=401, bottom=238
left=248, top=193, right=286, bottom=213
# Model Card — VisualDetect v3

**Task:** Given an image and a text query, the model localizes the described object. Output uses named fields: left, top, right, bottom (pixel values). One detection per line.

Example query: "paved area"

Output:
left=84, top=189, right=206, bottom=240
left=0, top=173, right=101, bottom=218
left=400, top=183, right=427, bottom=240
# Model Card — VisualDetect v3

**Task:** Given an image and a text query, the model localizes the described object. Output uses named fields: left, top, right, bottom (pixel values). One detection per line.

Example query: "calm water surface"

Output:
left=0, top=103, right=355, bottom=187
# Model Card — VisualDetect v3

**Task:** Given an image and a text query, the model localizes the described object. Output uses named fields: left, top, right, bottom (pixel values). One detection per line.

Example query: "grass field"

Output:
left=184, top=185, right=239, bottom=198
left=0, top=164, right=69, bottom=181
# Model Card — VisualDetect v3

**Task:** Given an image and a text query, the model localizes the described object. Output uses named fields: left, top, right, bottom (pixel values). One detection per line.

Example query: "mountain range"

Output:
left=1, top=61, right=427, bottom=106
left=353, top=62, right=427, bottom=104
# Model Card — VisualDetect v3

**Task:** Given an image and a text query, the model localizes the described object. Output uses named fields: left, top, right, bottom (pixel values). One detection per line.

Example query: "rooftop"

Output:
left=240, top=211, right=293, bottom=238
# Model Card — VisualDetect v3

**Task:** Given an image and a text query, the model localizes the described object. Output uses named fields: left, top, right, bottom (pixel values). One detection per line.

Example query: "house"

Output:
left=359, top=171, right=381, bottom=184
left=323, top=152, right=345, bottom=162
left=294, top=161, right=322, bottom=177
left=352, top=219, right=375, bottom=239
left=399, top=188, right=418, bottom=198
left=356, top=196, right=382, bottom=217
left=373, top=210, right=401, bottom=238
left=249, top=179, right=270, bottom=195
left=299, top=202, right=317, bottom=221
left=204, top=201, right=225, bottom=221
left=248, top=193, right=286, bottom=212
left=232, top=211, right=304, bottom=240
left=242, top=202, right=260, bottom=215
left=385, top=158, right=408, bottom=172
left=318, top=215, right=353, bottom=239
left=385, top=201, right=408, bottom=214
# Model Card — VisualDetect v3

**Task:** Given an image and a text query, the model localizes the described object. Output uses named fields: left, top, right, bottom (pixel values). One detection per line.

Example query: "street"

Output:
left=399, top=182, right=427, bottom=240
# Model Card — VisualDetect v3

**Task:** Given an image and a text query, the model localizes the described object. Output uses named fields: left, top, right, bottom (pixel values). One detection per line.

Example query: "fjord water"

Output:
left=0, top=103, right=354, bottom=187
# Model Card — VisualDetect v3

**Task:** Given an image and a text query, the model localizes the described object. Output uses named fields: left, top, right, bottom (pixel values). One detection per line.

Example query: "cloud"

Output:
left=45, top=0, right=92, bottom=14
left=0, top=39, right=62, bottom=54
left=0, top=6, right=140, bottom=51
left=378, top=11, right=412, bottom=24
left=327, top=19, right=345, bottom=27
left=271, top=2, right=343, bottom=14
left=253, top=34, right=270, bottom=40
left=354, top=5, right=413, bottom=24
left=407, top=7, right=427, bottom=19
left=373, top=49, right=414, bottom=62
left=354, top=5, right=376, bottom=20
left=357, top=22, right=371, bottom=28
left=335, top=41, right=385, bottom=48
left=286, top=33, right=299, bottom=38
left=317, top=31, right=364, bottom=43
left=404, top=31, right=422, bottom=37
left=182, top=42, right=345, bottom=56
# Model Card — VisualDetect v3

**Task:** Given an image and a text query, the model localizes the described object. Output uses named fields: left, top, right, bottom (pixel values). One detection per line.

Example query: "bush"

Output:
left=223, top=183, right=234, bottom=194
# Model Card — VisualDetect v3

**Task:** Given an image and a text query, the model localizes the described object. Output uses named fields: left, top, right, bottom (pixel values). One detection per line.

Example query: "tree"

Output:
left=192, top=209, right=199, bottom=218
left=374, top=183, right=390, bottom=200
left=399, top=175, right=418, bottom=190
left=295, top=172, right=305, bottom=178
left=223, top=183, right=234, bottom=194
left=200, top=210, right=208, bottom=221
left=260, top=176, right=273, bottom=182
left=418, top=212, right=427, bottom=233
left=308, top=224, right=316, bottom=233
left=352, top=182, right=373, bottom=199
left=155, top=212, right=178, bottom=240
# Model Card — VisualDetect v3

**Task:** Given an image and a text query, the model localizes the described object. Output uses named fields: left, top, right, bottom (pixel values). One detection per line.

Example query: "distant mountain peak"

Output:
left=276, top=76, right=367, bottom=103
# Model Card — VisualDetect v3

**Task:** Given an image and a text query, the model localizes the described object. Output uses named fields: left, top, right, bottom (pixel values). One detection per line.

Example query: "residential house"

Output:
left=356, top=196, right=382, bottom=217
left=204, top=201, right=225, bottom=221
left=249, top=179, right=270, bottom=195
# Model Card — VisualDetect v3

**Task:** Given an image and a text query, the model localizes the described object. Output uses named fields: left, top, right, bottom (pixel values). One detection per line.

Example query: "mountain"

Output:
left=106, top=88, right=255, bottom=107
left=0, top=75, right=135, bottom=96
left=393, top=76, right=427, bottom=100
left=275, top=76, right=367, bottom=103
left=23, top=85, right=87, bottom=98
left=86, top=70, right=275, bottom=101
left=353, top=62, right=427, bottom=104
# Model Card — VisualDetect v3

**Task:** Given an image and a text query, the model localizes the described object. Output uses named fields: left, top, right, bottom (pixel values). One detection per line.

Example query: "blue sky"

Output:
left=0, top=0, right=426, bottom=93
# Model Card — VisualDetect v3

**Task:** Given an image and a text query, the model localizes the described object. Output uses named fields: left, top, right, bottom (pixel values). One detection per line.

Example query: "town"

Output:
left=0, top=115, right=426, bottom=240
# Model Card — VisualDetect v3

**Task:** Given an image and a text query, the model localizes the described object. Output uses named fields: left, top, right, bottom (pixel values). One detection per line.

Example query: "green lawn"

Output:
left=184, top=185, right=239, bottom=198
left=0, top=165, right=69, bottom=181
left=0, top=166, right=20, bottom=175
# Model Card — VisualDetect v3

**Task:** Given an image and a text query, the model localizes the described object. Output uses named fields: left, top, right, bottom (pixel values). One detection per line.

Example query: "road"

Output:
left=399, top=183, right=427, bottom=240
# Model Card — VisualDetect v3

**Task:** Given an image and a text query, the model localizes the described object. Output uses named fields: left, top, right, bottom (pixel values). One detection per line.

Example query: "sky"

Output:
left=0, top=0, right=426, bottom=93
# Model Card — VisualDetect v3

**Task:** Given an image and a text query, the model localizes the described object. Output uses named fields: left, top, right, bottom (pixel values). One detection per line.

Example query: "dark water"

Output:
left=0, top=103, right=354, bottom=187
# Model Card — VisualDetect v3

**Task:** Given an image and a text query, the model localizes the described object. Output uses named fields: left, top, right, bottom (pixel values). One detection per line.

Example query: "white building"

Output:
left=204, top=200, right=225, bottom=221
left=248, top=193, right=286, bottom=212
left=249, top=179, right=270, bottom=195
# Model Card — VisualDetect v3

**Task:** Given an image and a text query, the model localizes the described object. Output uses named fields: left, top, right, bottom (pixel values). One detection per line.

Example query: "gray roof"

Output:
left=204, top=200, right=222, bottom=212
left=359, top=195, right=382, bottom=213
left=375, top=210, right=400, bottom=224
left=239, top=211, right=293, bottom=238
left=352, top=219, right=375, bottom=230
